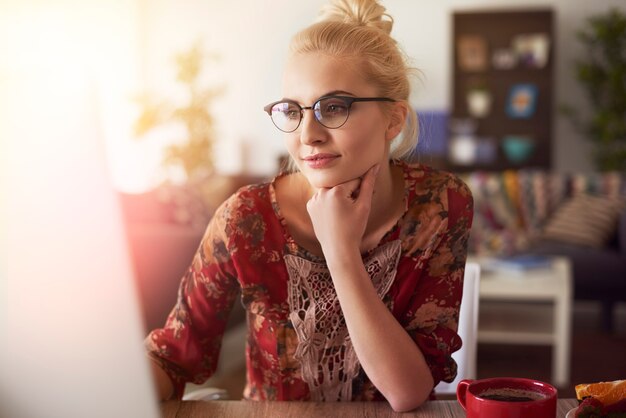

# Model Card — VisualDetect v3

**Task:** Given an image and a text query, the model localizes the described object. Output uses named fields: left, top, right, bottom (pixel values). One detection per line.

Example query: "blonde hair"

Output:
left=288, top=0, right=418, bottom=162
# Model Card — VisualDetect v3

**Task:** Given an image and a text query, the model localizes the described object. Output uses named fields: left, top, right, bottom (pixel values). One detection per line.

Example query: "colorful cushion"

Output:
left=542, top=194, right=625, bottom=248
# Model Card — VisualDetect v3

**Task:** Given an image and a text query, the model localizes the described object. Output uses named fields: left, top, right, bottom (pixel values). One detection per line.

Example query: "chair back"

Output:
left=435, top=262, right=481, bottom=394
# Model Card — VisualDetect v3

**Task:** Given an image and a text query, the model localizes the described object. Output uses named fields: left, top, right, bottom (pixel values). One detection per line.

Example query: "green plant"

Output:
left=134, top=42, right=222, bottom=181
left=562, top=8, right=626, bottom=171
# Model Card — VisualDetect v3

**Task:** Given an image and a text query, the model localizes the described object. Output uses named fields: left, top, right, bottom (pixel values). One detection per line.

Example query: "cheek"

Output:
left=284, top=133, right=297, bottom=154
left=344, top=124, right=388, bottom=155
left=284, top=134, right=302, bottom=167
left=348, top=111, right=389, bottom=146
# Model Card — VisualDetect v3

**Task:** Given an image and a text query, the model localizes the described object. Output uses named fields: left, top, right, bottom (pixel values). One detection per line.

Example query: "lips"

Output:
left=302, top=153, right=339, bottom=169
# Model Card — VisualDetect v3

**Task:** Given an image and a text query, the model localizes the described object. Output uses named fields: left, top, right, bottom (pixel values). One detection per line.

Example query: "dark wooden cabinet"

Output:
left=447, top=9, right=554, bottom=172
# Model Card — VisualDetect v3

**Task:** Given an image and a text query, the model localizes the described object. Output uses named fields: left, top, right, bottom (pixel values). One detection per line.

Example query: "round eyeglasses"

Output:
left=263, top=95, right=396, bottom=133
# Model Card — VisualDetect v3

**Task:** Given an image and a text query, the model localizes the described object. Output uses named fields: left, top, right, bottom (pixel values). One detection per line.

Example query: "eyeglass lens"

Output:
left=270, top=97, right=350, bottom=132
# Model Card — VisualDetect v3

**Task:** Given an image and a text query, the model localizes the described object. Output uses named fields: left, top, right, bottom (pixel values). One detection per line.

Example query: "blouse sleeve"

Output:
left=402, top=178, right=474, bottom=386
left=145, top=199, right=240, bottom=399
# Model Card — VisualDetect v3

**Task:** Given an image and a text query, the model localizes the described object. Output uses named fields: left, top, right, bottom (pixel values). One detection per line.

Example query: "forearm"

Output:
left=326, top=248, right=434, bottom=412
left=149, top=357, right=174, bottom=401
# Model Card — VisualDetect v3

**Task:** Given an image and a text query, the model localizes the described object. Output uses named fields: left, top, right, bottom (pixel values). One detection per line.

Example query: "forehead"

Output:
left=281, top=52, right=376, bottom=102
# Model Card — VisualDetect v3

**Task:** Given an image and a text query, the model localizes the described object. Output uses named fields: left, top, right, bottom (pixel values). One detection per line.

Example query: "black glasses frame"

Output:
left=263, top=95, right=396, bottom=133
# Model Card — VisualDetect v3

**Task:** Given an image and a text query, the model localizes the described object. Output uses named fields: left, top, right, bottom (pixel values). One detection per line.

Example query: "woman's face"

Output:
left=281, top=52, right=396, bottom=189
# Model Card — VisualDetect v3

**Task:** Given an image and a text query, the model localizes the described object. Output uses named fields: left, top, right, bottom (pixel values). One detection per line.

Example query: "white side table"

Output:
left=469, top=256, right=573, bottom=387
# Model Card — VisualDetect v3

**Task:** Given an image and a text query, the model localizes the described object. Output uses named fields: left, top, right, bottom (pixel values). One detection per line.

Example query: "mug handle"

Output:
left=456, top=379, right=473, bottom=411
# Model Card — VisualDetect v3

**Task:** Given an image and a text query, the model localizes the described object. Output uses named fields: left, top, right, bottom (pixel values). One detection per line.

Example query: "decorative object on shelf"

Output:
left=506, top=84, right=538, bottom=118
left=512, top=33, right=550, bottom=68
left=474, top=137, right=497, bottom=164
left=466, top=87, right=492, bottom=118
left=492, top=48, right=518, bottom=70
left=560, top=8, right=626, bottom=172
left=502, top=135, right=535, bottom=163
left=134, top=42, right=222, bottom=183
left=457, top=34, right=488, bottom=72
left=448, top=118, right=478, bottom=165
left=449, top=136, right=477, bottom=165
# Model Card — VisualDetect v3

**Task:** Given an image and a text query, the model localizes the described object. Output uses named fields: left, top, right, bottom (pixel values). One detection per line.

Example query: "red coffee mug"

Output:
left=457, top=377, right=557, bottom=418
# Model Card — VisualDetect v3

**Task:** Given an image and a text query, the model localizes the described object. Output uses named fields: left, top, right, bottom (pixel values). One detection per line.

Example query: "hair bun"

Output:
left=318, top=0, right=393, bottom=34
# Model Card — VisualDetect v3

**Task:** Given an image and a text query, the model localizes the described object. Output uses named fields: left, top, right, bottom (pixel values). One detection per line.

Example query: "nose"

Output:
left=299, top=108, right=328, bottom=145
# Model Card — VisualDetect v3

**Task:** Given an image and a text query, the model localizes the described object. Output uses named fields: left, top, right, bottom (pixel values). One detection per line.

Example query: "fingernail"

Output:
left=374, top=164, right=381, bottom=175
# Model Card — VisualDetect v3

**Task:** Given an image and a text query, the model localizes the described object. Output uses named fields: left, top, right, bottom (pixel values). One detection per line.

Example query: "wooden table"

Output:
left=161, top=399, right=578, bottom=417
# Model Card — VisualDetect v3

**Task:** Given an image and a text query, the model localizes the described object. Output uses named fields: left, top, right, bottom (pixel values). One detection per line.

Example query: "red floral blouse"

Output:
left=146, top=161, right=474, bottom=401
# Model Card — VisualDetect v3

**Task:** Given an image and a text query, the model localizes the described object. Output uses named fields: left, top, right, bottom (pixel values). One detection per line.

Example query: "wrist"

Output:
left=324, top=245, right=362, bottom=273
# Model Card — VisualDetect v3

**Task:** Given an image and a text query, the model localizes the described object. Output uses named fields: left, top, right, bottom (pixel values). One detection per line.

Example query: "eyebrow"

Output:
left=322, top=90, right=355, bottom=97
left=281, top=90, right=356, bottom=103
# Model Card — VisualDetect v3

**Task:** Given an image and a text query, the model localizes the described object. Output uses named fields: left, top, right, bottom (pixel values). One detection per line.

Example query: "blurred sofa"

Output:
left=461, top=170, right=626, bottom=331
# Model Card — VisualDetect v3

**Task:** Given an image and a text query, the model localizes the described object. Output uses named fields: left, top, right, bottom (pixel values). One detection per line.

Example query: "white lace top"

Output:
left=284, top=240, right=402, bottom=401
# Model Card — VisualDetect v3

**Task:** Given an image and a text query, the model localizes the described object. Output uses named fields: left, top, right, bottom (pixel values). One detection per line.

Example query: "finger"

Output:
left=353, top=163, right=380, bottom=200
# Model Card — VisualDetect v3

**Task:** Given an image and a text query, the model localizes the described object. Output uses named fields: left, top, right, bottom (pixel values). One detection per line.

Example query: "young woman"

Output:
left=147, top=0, right=473, bottom=412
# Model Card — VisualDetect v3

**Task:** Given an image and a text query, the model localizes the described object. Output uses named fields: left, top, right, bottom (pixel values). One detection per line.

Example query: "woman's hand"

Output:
left=306, top=164, right=380, bottom=257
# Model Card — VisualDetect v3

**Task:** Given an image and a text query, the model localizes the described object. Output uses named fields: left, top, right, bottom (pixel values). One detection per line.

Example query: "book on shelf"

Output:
left=482, top=254, right=552, bottom=273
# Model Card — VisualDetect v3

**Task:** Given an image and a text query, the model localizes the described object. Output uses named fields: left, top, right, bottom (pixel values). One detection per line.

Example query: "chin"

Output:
left=304, top=174, right=338, bottom=189
left=302, top=169, right=357, bottom=189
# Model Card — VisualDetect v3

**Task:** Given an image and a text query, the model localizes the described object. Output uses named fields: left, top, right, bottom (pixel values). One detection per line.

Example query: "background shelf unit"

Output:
left=448, top=9, right=555, bottom=172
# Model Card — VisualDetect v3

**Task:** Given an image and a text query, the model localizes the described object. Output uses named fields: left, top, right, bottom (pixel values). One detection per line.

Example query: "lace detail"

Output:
left=284, top=240, right=402, bottom=401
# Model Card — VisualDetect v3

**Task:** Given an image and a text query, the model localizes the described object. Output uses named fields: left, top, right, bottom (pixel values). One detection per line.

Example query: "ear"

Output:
left=385, top=102, right=408, bottom=141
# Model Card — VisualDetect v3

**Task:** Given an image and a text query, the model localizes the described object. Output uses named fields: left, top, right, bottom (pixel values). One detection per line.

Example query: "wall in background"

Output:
left=136, top=0, right=624, bottom=184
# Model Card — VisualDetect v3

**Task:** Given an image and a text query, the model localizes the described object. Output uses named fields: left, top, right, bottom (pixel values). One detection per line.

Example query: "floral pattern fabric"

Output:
left=145, top=160, right=474, bottom=401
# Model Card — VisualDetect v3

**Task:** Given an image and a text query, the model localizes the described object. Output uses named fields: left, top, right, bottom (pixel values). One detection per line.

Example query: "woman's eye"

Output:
left=323, top=101, right=348, bottom=114
left=286, top=110, right=300, bottom=119
left=279, top=103, right=301, bottom=120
